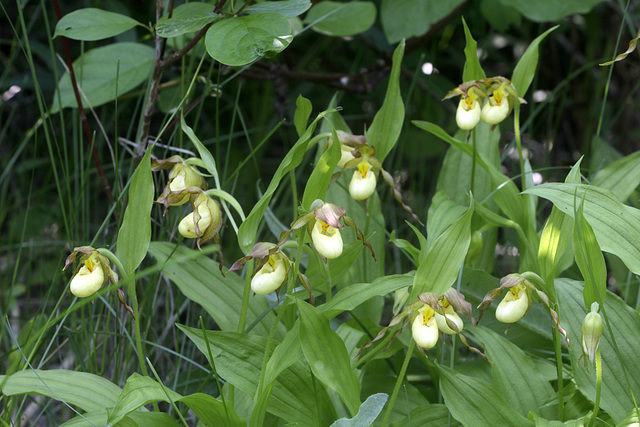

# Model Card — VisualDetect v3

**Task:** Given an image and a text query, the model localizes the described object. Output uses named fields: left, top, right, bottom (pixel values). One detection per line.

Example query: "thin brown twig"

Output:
left=52, top=0, right=115, bottom=205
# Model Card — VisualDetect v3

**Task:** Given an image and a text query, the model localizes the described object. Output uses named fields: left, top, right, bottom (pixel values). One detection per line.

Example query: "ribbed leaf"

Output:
left=556, top=279, right=640, bottom=424
left=525, top=183, right=640, bottom=275
left=298, top=300, right=361, bottom=416
left=331, top=393, right=388, bottom=427
left=365, top=40, right=405, bottom=163
left=301, top=120, right=340, bottom=210
left=60, top=411, right=180, bottom=427
left=438, top=364, right=532, bottom=426
left=117, top=148, right=153, bottom=277
left=573, top=200, right=607, bottom=307
left=389, top=404, right=455, bottom=427
left=592, top=150, right=640, bottom=202
left=511, top=26, right=557, bottom=97
left=410, top=201, right=473, bottom=299
left=148, top=242, right=283, bottom=338
left=471, top=326, right=555, bottom=418
left=0, top=369, right=121, bottom=412
left=178, top=325, right=336, bottom=425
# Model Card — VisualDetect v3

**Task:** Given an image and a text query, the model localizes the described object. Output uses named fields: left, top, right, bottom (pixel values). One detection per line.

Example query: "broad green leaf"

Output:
left=178, top=325, right=336, bottom=425
left=511, top=26, right=557, bottom=98
left=331, top=393, right=388, bottom=427
left=61, top=411, right=180, bottom=427
left=245, top=0, right=312, bottom=18
left=52, top=42, right=154, bottom=112
left=494, top=0, right=606, bottom=22
left=365, top=40, right=405, bottom=163
left=298, top=300, right=361, bottom=415
left=592, top=150, right=640, bottom=202
left=556, top=279, right=640, bottom=424
left=361, top=374, right=431, bottom=424
left=426, top=192, right=468, bottom=250
left=0, top=369, right=121, bottom=412
left=301, top=120, right=340, bottom=210
left=148, top=242, right=284, bottom=338
left=381, top=0, right=464, bottom=44
left=237, top=109, right=335, bottom=254
left=107, top=374, right=243, bottom=426
left=525, top=183, right=640, bottom=275
left=304, top=1, right=376, bottom=37
left=471, top=326, right=555, bottom=418
left=527, top=413, right=589, bottom=427
left=410, top=201, right=473, bottom=299
left=461, top=17, right=485, bottom=81
left=117, top=149, right=153, bottom=277
left=321, top=274, right=413, bottom=319
left=157, top=3, right=219, bottom=38
left=573, top=199, right=607, bottom=307
left=205, top=14, right=292, bottom=66
left=389, top=404, right=454, bottom=427
left=438, top=364, right=532, bottom=426
left=294, top=95, right=312, bottom=137
left=619, top=408, right=640, bottom=426
left=306, top=240, right=366, bottom=291
left=54, top=8, right=139, bottom=41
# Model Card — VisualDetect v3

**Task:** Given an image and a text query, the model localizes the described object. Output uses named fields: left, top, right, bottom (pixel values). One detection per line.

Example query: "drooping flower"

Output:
left=581, top=302, right=604, bottom=367
left=152, top=156, right=206, bottom=212
left=311, top=219, right=343, bottom=259
left=481, top=86, right=510, bottom=125
left=456, top=95, right=481, bottom=130
left=349, top=160, right=377, bottom=200
left=412, top=305, right=439, bottom=349
left=435, top=299, right=464, bottom=334
left=495, top=283, right=530, bottom=323
left=64, top=247, right=118, bottom=298
left=327, top=130, right=367, bottom=169
left=251, top=253, right=288, bottom=295
left=178, top=192, right=222, bottom=247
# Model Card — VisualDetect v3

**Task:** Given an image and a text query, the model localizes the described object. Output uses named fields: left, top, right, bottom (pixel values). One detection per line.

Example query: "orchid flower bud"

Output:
left=481, top=87, right=510, bottom=125
left=456, top=95, right=481, bottom=130
left=495, top=283, right=529, bottom=323
left=178, top=193, right=222, bottom=246
left=581, top=302, right=604, bottom=365
left=349, top=161, right=377, bottom=200
left=311, top=219, right=343, bottom=259
left=251, top=254, right=288, bottom=295
left=435, top=300, right=464, bottom=334
left=152, top=156, right=206, bottom=210
left=412, top=305, right=439, bottom=349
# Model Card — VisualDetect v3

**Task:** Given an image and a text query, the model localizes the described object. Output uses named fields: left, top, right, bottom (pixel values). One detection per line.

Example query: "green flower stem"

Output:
left=553, top=326, right=565, bottom=419
left=237, top=259, right=254, bottom=334
left=589, top=348, right=602, bottom=427
left=471, top=127, right=477, bottom=196
left=98, top=249, right=149, bottom=377
left=381, top=340, right=415, bottom=427
left=513, top=104, right=526, bottom=192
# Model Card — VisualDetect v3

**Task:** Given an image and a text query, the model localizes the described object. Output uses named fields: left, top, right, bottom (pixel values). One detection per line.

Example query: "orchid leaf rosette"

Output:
left=357, top=288, right=486, bottom=359
left=289, top=201, right=376, bottom=262
left=230, top=241, right=314, bottom=303
left=478, top=272, right=569, bottom=346
left=151, top=155, right=207, bottom=213
left=63, top=247, right=118, bottom=298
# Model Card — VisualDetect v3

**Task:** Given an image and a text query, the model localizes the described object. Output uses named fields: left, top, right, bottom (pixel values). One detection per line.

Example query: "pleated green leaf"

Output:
left=556, top=279, right=640, bottom=424
left=365, top=40, right=405, bottom=163
left=511, top=26, right=557, bottom=97
left=410, top=201, right=473, bottom=300
left=0, top=369, right=121, bottom=412
left=438, top=364, right=532, bottom=426
left=592, top=150, right=640, bottom=202
left=525, top=183, right=640, bottom=275
left=60, top=411, right=180, bottom=427
left=573, top=200, right=607, bottom=308
left=298, top=300, right=361, bottom=416
left=237, top=108, right=336, bottom=254
left=148, top=242, right=283, bottom=338
left=461, top=17, right=485, bottom=81
left=107, top=373, right=243, bottom=426
left=301, top=119, right=340, bottom=210
left=54, top=8, right=139, bottom=41
left=389, top=404, right=455, bottom=427
left=178, top=325, right=336, bottom=425
left=331, top=393, right=388, bottom=426
left=117, top=148, right=153, bottom=277
left=471, top=326, right=555, bottom=418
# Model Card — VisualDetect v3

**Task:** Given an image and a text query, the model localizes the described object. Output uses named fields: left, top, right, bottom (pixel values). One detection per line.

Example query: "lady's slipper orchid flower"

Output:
left=481, top=86, right=510, bottom=125
left=495, top=283, right=529, bottom=323
left=152, top=156, right=206, bottom=212
left=178, top=193, right=222, bottom=247
left=456, top=95, right=481, bottom=130
left=349, top=160, right=377, bottom=200
left=64, top=247, right=119, bottom=298
left=311, top=219, right=343, bottom=259
left=581, top=302, right=604, bottom=367
left=251, top=253, right=288, bottom=295
left=412, top=305, right=439, bottom=349
left=435, top=299, right=464, bottom=334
